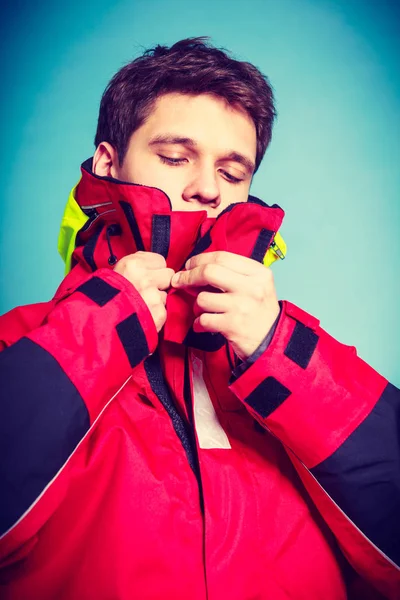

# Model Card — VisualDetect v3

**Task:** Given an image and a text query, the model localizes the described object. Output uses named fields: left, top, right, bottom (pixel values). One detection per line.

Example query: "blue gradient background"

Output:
left=0, top=0, right=399, bottom=383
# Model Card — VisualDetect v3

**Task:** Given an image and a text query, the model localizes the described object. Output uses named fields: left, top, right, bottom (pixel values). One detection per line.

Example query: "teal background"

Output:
left=0, top=0, right=399, bottom=383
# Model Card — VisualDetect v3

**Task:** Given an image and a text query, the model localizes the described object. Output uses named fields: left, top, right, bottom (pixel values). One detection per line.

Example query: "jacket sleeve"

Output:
left=229, top=300, right=400, bottom=600
left=0, top=268, right=158, bottom=563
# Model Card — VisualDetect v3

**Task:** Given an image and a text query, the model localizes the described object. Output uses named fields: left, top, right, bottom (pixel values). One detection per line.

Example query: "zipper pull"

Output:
left=106, top=224, right=122, bottom=266
left=263, top=232, right=287, bottom=268
left=270, top=240, right=285, bottom=260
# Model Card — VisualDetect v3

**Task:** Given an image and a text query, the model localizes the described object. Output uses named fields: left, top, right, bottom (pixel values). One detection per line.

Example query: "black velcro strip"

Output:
left=311, top=382, right=400, bottom=565
left=0, top=338, right=89, bottom=535
left=251, top=229, right=274, bottom=263
left=245, top=376, right=291, bottom=418
left=119, top=201, right=145, bottom=251
left=284, top=321, right=319, bottom=369
left=116, top=313, right=149, bottom=368
left=151, top=215, right=171, bottom=258
left=77, top=276, right=120, bottom=307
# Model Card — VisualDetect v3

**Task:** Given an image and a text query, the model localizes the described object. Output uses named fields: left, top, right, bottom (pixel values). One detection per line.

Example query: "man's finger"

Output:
left=185, top=251, right=263, bottom=276
left=193, top=291, right=233, bottom=317
left=171, top=264, right=246, bottom=293
left=193, top=312, right=227, bottom=334
left=150, top=268, right=175, bottom=290
left=129, top=251, right=168, bottom=269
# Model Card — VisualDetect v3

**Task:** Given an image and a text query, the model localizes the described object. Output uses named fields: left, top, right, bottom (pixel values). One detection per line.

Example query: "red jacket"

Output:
left=0, top=160, right=399, bottom=599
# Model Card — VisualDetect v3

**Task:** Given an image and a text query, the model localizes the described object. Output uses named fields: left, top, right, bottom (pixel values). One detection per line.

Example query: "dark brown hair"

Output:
left=95, top=37, right=276, bottom=173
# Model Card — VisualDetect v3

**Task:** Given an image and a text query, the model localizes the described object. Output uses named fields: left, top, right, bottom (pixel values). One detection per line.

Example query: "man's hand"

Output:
left=114, top=252, right=174, bottom=332
left=171, top=251, right=280, bottom=360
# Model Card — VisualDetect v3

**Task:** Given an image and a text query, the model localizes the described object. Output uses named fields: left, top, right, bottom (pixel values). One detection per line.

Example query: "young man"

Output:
left=0, top=37, right=398, bottom=599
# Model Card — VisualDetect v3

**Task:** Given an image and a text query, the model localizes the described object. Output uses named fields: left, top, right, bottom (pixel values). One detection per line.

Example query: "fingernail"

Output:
left=172, top=273, right=181, bottom=286
left=185, top=259, right=191, bottom=269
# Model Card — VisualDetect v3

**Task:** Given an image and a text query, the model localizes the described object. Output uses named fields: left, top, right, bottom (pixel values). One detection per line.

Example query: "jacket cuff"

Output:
left=28, top=268, right=158, bottom=422
left=229, top=300, right=387, bottom=469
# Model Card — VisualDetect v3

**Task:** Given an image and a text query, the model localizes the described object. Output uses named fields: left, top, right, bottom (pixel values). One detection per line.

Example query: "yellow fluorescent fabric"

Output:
left=57, top=181, right=88, bottom=274
left=58, top=184, right=287, bottom=273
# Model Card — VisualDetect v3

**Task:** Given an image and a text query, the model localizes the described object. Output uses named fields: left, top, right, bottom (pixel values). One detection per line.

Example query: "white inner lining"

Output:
left=192, top=355, right=231, bottom=450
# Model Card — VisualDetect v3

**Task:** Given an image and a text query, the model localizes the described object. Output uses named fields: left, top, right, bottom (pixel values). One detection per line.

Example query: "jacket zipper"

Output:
left=269, top=238, right=285, bottom=260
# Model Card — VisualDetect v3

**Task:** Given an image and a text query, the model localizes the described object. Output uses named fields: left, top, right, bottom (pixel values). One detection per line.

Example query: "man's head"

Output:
left=93, top=37, right=276, bottom=215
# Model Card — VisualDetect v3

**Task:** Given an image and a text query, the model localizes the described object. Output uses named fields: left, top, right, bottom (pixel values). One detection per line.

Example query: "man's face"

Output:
left=104, top=93, right=257, bottom=216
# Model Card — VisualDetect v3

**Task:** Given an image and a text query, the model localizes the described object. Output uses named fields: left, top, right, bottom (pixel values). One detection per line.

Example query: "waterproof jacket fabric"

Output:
left=0, top=160, right=399, bottom=600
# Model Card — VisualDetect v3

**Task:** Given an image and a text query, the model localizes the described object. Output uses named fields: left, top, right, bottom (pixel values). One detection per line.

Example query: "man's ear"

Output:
left=92, top=142, right=120, bottom=178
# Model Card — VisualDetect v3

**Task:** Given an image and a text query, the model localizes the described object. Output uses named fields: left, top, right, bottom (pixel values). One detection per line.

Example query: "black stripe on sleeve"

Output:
left=0, top=338, right=90, bottom=535
left=284, top=321, right=319, bottom=369
left=244, top=376, right=291, bottom=418
left=116, top=313, right=149, bottom=368
left=77, top=276, right=120, bottom=307
left=311, top=382, right=400, bottom=565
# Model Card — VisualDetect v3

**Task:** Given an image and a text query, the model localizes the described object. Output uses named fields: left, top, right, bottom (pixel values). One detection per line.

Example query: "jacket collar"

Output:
left=58, top=158, right=285, bottom=351
left=73, top=158, right=210, bottom=272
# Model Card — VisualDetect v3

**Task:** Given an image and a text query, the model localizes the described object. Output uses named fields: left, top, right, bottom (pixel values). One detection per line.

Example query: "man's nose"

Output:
left=182, top=164, right=221, bottom=209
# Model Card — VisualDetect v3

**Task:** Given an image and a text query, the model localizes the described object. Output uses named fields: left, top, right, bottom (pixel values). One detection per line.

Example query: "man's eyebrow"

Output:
left=149, top=134, right=197, bottom=148
left=148, top=134, right=255, bottom=175
left=223, top=151, right=255, bottom=175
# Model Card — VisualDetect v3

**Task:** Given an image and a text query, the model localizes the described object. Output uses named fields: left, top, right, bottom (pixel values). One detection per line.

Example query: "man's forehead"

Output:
left=142, top=94, right=257, bottom=168
left=148, top=92, right=254, bottom=128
